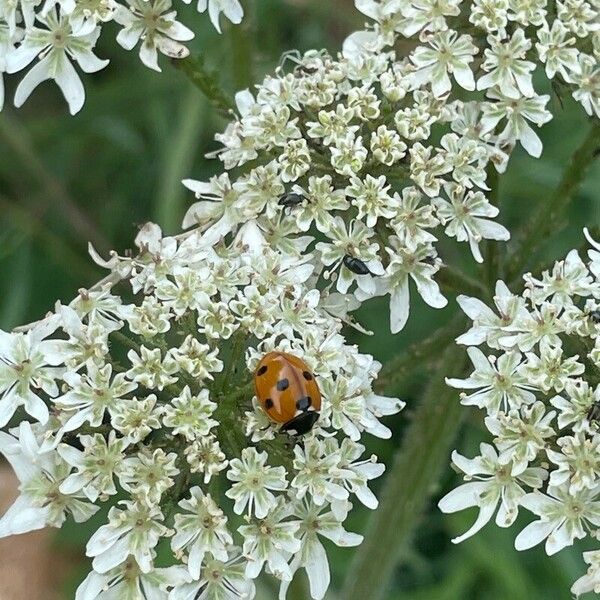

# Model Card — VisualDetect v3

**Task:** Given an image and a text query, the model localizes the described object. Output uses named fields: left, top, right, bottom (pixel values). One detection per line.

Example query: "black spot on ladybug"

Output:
left=257, top=365, right=268, bottom=376
left=277, top=378, right=289, bottom=391
left=264, top=398, right=274, bottom=409
left=296, top=396, right=311, bottom=411
left=303, top=371, right=313, bottom=380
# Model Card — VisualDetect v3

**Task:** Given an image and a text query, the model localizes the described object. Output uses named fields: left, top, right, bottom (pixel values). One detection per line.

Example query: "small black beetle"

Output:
left=279, top=193, right=305, bottom=208
left=343, top=255, right=371, bottom=275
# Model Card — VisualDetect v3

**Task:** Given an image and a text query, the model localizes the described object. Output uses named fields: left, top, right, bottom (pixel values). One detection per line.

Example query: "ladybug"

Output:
left=254, top=351, right=321, bottom=435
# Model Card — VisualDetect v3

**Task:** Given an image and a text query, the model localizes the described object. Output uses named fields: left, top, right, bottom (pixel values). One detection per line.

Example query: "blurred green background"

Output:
left=0, top=0, right=598, bottom=598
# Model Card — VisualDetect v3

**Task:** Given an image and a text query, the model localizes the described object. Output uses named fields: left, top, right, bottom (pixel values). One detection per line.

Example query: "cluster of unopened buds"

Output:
left=0, top=220, right=404, bottom=599
left=0, top=0, right=243, bottom=113
left=440, top=230, right=600, bottom=597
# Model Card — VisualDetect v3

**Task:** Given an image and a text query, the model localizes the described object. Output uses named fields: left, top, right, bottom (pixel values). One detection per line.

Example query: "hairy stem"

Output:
left=342, top=345, right=469, bottom=600
left=483, top=165, right=502, bottom=289
left=506, top=120, right=600, bottom=283
left=436, top=264, right=488, bottom=298
left=375, top=315, right=466, bottom=393
left=173, top=55, right=235, bottom=118
left=111, top=330, right=142, bottom=354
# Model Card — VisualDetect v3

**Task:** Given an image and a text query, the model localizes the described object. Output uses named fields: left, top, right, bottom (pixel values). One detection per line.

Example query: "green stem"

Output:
left=111, top=330, right=142, bottom=354
left=163, top=443, right=191, bottom=523
left=483, top=166, right=502, bottom=290
left=218, top=332, right=247, bottom=396
left=506, top=120, right=600, bottom=283
left=375, top=315, right=467, bottom=393
left=173, top=56, right=235, bottom=117
left=436, top=264, right=488, bottom=298
left=227, top=380, right=255, bottom=403
left=341, top=345, right=469, bottom=600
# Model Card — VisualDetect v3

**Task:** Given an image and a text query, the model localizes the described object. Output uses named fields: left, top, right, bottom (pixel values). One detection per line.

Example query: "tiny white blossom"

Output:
left=6, top=9, right=108, bottom=113
left=0, top=317, right=66, bottom=426
left=433, top=183, right=510, bottom=263
left=114, top=0, right=193, bottom=71
left=409, top=30, right=477, bottom=95
left=58, top=431, right=128, bottom=501
left=196, top=0, right=243, bottom=33
left=439, top=444, right=547, bottom=542
left=478, top=29, right=536, bottom=98
left=172, top=486, right=233, bottom=579
left=225, top=447, right=288, bottom=519
left=162, top=386, right=218, bottom=440
left=516, top=484, right=600, bottom=555
left=239, top=497, right=301, bottom=580
left=86, top=499, right=169, bottom=573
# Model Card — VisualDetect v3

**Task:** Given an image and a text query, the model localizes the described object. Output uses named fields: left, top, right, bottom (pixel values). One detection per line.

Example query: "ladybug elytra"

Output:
left=254, top=351, right=321, bottom=435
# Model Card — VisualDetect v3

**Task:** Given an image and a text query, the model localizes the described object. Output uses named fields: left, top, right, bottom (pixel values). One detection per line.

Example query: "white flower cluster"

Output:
left=439, top=229, right=600, bottom=597
left=0, top=219, right=403, bottom=599
left=191, top=53, right=515, bottom=334
left=191, top=0, right=599, bottom=334
left=352, top=0, right=599, bottom=120
left=0, top=0, right=243, bottom=113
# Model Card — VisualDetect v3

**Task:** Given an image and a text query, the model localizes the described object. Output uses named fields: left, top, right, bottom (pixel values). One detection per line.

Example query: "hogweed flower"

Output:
left=440, top=230, right=600, bottom=597
left=0, top=220, right=404, bottom=600
left=172, top=0, right=600, bottom=335
left=0, top=0, right=244, bottom=112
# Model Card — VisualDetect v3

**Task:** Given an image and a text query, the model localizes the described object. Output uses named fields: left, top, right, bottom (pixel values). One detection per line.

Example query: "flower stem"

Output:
left=111, top=330, right=141, bottom=353
left=436, top=264, right=488, bottom=298
left=483, top=165, right=503, bottom=289
left=506, top=119, right=600, bottom=283
left=341, top=345, right=469, bottom=600
left=375, top=315, right=466, bottom=393
left=172, top=55, right=235, bottom=118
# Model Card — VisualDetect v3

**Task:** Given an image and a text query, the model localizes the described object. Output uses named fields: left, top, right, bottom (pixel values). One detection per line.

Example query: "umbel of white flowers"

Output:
left=0, top=0, right=243, bottom=114
left=0, top=219, right=404, bottom=600
left=177, top=0, right=598, bottom=334
left=439, top=229, right=600, bottom=597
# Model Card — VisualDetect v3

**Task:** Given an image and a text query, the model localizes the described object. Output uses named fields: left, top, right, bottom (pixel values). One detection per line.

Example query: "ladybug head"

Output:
left=281, top=411, right=320, bottom=436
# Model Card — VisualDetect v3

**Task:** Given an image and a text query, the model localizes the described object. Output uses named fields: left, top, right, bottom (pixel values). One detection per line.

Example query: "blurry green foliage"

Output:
left=0, top=0, right=598, bottom=597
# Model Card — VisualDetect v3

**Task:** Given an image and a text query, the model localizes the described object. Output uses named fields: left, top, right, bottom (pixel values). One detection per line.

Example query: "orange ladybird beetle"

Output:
left=254, top=351, right=322, bottom=435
